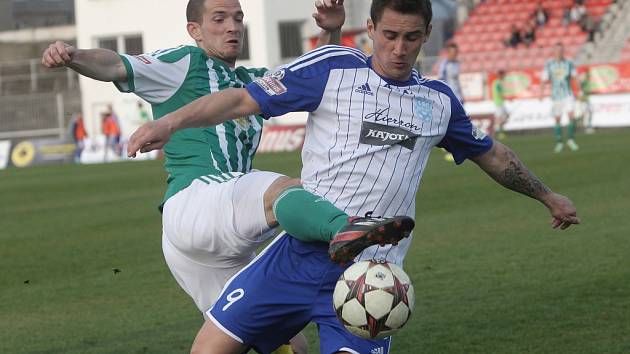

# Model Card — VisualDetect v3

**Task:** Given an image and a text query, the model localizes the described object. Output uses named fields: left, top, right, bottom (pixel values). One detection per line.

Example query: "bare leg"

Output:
left=262, top=176, right=302, bottom=227
left=289, top=331, right=308, bottom=354
left=191, top=319, right=247, bottom=354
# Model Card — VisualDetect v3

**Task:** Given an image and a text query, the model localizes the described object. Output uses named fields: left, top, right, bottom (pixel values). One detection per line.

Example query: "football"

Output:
left=333, top=260, right=415, bottom=339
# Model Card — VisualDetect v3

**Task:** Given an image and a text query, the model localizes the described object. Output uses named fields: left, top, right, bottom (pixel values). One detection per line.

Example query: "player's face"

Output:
left=554, top=45, right=564, bottom=60
left=367, top=8, right=431, bottom=81
left=191, top=0, right=245, bottom=66
left=447, top=46, right=458, bottom=60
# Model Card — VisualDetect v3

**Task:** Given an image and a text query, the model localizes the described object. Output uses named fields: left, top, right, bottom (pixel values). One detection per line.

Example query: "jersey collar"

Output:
left=367, top=56, right=419, bottom=87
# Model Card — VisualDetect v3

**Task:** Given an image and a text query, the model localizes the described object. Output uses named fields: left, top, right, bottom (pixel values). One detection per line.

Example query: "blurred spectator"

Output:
left=438, top=42, right=463, bottom=162
left=70, top=112, right=88, bottom=163
left=522, top=22, right=536, bottom=48
left=562, top=5, right=572, bottom=26
left=533, top=2, right=549, bottom=27
left=574, top=2, right=587, bottom=23
left=505, top=24, right=522, bottom=48
left=438, top=42, right=464, bottom=103
left=582, top=16, right=598, bottom=42
left=358, top=37, right=373, bottom=55
left=102, top=109, right=121, bottom=160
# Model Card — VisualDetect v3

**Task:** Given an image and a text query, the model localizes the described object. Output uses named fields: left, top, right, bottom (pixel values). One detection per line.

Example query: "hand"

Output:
left=543, top=193, right=580, bottom=230
left=313, top=0, right=345, bottom=32
left=42, top=41, right=76, bottom=68
left=127, top=118, right=174, bottom=157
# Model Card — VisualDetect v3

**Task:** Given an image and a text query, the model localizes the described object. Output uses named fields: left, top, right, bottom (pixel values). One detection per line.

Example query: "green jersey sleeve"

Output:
left=114, top=46, right=191, bottom=104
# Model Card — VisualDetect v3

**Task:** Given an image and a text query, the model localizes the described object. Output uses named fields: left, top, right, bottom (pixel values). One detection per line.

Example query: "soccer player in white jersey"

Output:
left=42, top=1, right=416, bottom=353
left=128, top=1, right=580, bottom=353
left=540, top=43, right=580, bottom=153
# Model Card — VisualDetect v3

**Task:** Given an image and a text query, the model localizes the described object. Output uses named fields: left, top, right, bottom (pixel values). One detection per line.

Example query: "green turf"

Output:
left=1, top=130, right=629, bottom=353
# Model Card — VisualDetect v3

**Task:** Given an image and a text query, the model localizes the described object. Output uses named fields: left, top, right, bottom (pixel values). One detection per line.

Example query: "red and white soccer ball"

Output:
left=333, top=260, right=415, bottom=339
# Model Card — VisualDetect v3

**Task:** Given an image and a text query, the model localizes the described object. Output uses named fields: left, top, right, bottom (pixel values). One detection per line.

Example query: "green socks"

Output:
left=554, top=124, right=563, bottom=143
left=567, top=120, right=576, bottom=140
left=273, top=187, right=349, bottom=243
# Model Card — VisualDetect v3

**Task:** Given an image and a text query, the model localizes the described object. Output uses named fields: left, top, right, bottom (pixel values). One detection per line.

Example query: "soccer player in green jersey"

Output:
left=541, top=43, right=580, bottom=153
left=42, top=1, right=414, bottom=353
left=492, top=69, right=509, bottom=140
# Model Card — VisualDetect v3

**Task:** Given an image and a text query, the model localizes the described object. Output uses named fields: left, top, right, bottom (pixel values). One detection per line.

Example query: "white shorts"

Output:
left=552, top=97, right=576, bottom=118
left=161, top=171, right=284, bottom=314
left=574, top=100, right=592, bottom=118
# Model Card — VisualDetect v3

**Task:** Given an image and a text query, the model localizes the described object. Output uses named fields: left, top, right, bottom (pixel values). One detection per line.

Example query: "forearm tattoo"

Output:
left=499, top=149, right=551, bottom=200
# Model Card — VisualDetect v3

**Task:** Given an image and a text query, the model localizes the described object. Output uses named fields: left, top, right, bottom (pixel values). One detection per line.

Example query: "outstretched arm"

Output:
left=127, top=88, right=260, bottom=156
left=42, top=41, right=127, bottom=82
left=312, top=0, right=345, bottom=47
left=471, top=141, right=580, bottom=230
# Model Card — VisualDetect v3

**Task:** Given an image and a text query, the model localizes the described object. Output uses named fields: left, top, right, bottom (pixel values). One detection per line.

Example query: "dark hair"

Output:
left=187, top=0, right=206, bottom=23
left=370, top=0, right=433, bottom=29
left=446, top=42, right=458, bottom=49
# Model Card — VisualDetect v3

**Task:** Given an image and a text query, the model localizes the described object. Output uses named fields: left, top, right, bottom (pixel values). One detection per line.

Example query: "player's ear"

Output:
left=187, top=22, right=203, bottom=42
left=424, top=24, right=432, bottom=43
left=367, top=18, right=375, bottom=40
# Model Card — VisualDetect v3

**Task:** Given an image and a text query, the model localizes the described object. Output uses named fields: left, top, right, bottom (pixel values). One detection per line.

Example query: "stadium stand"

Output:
left=442, top=0, right=617, bottom=73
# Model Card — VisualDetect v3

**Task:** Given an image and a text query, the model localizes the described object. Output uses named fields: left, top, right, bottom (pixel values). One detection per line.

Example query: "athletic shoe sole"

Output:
left=329, top=216, right=415, bottom=264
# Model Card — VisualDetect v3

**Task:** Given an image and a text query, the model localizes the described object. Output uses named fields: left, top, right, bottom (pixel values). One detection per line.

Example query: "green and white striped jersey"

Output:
left=114, top=45, right=268, bottom=207
left=542, top=59, right=577, bottom=101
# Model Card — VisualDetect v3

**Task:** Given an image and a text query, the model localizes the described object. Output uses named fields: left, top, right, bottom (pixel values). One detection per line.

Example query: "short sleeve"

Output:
left=245, top=66, right=329, bottom=119
left=114, top=49, right=190, bottom=104
left=437, top=93, right=494, bottom=164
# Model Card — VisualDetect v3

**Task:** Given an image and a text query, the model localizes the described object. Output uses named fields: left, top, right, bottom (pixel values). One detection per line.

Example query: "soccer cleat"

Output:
left=567, top=139, right=579, bottom=151
left=329, top=212, right=415, bottom=264
left=554, top=142, right=564, bottom=153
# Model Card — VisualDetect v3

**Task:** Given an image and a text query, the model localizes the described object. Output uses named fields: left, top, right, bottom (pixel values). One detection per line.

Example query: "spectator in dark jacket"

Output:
left=505, top=24, right=522, bottom=48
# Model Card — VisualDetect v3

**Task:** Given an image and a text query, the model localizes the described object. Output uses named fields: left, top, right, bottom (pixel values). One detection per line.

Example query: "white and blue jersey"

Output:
left=247, top=45, right=492, bottom=266
left=208, top=46, right=493, bottom=354
left=438, top=58, right=464, bottom=103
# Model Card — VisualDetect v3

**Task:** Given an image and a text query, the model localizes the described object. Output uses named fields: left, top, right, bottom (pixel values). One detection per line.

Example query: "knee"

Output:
left=289, top=332, right=309, bottom=354
left=263, top=177, right=301, bottom=208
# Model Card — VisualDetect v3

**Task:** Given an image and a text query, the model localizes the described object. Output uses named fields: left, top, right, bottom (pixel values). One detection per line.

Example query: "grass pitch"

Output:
left=1, top=130, right=629, bottom=353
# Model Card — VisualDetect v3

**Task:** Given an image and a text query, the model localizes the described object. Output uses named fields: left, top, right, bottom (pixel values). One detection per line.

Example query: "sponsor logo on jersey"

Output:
left=360, top=121, right=419, bottom=150
left=365, top=108, right=422, bottom=131
left=414, top=97, right=434, bottom=123
left=234, top=116, right=251, bottom=129
left=355, top=83, right=374, bottom=96
left=371, top=347, right=385, bottom=354
left=472, top=125, right=487, bottom=140
left=254, top=77, right=287, bottom=96
left=134, top=55, right=152, bottom=64
left=270, top=69, right=286, bottom=80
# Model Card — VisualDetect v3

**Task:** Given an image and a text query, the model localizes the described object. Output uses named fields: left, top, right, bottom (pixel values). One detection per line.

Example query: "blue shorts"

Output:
left=207, top=233, right=391, bottom=354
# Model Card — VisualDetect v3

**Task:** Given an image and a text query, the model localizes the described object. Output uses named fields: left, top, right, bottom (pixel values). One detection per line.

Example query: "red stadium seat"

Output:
left=440, top=0, right=614, bottom=72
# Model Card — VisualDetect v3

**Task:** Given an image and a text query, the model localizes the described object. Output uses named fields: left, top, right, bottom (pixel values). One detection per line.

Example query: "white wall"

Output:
left=75, top=0, right=369, bottom=136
